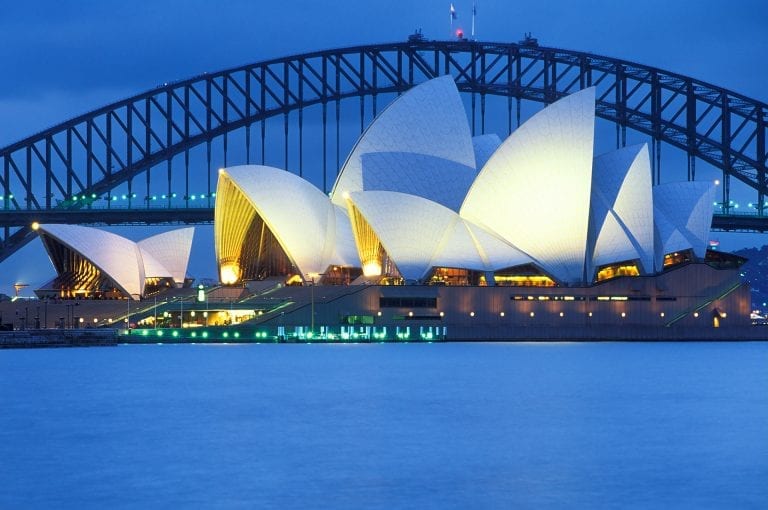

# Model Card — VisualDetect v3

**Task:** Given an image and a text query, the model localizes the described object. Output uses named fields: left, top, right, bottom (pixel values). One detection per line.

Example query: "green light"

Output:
left=200, top=193, right=206, bottom=198
left=190, top=195, right=196, bottom=200
left=152, top=195, right=157, bottom=200
left=112, top=196, right=117, bottom=201
left=80, top=195, right=86, bottom=200
left=157, top=330, right=164, bottom=337
left=211, top=192, right=216, bottom=197
left=72, top=196, right=78, bottom=201
left=191, top=331, right=197, bottom=338
left=141, top=330, right=149, bottom=336
left=121, top=195, right=127, bottom=200
left=161, top=194, right=167, bottom=199
left=202, top=331, right=208, bottom=338
left=91, top=193, right=97, bottom=199
left=233, top=332, right=240, bottom=338
left=223, top=332, right=229, bottom=338
left=7, top=194, right=13, bottom=199
left=171, top=193, right=177, bottom=198
left=172, top=331, right=179, bottom=337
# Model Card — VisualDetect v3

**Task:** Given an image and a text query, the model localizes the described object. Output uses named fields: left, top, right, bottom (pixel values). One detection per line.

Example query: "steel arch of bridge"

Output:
left=1, top=39, right=767, bottom=263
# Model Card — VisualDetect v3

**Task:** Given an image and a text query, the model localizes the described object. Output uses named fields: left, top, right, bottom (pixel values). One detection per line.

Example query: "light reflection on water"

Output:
left=1, top=342, right=767, bottom=509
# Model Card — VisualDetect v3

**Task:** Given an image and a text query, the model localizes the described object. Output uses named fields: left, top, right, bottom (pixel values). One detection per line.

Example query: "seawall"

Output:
left=0, top=329, right=119, bottom=349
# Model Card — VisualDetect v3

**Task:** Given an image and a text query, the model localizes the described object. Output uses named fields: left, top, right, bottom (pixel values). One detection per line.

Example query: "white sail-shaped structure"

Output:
left=330, top=75, right=476, bottom=208
left=587, top=144, right=655, bottom=279
left=34, top=224, right=194, bottom=299
left=653, top=181, right=716, bottom=269
left=346, top=191, right=531, bottom=281
left=138, top=227, right=195, bottom=286
left=461, top=87, right=597, bottom=284
left=214, top=78, right=721, bottom=288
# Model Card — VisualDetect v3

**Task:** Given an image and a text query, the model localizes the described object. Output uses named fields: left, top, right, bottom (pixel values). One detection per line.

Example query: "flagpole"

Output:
left=450, top=4, right=453, bottom=37
left=472, top=2, right=476, bottom=39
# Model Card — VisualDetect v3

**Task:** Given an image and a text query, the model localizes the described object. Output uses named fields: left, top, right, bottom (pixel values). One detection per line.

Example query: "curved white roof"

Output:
left=359, top=152, right=475, bottom=211
left=347, top=191, right=453, bottom=280
left=653, top=181, right=716, bottom=268
left=138, top=250, right=172, bottom=280
left=348, top=191, right=530, bottom=280
left=588, top=144, right=654, bottom=277
left=37, top=224, right=145, bottom=298
left=464, top=222, right=533, bottom=271
left=331, top=205, right=360, bottom=267
left=138, top=227, right=195, bottom=284
left=330, top=75, right=475, bottom=207
left=219, top=165, right=337, bottom=277
left=461, top=87, right=597, bottom=284
left=472, top=134, right=502, bottom=171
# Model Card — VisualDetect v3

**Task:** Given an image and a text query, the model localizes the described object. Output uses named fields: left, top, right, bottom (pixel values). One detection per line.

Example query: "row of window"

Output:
left=511, top=295, right=675, bottom=302
left=379, top=295, right=679, bottom=309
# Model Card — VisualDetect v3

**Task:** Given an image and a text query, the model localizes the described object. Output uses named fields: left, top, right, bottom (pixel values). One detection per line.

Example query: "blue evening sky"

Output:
left=1, top=0, right=766, bottom=295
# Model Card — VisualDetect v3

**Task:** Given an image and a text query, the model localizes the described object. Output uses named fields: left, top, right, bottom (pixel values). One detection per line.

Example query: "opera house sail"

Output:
left=214, top=75, right=733, bottom=294
left=33, top=224, right=194, bottom=299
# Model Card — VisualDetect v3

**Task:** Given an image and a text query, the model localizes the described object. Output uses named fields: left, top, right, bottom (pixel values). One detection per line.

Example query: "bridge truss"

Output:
left=1, top=39, right=766, bottom=262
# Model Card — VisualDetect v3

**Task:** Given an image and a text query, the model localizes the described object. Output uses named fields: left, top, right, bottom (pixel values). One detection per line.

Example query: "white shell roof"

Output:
left=138, top=250, right=172, bottom=280
left=348, top=191, right=530, bottom=281
left=588, top=144, right=654, bottom=277
left=330, top=75, right=475, bottom=207
left=472, top=134, right=502, bottom=171
left=331, top=205, right=360, bottom=267
left=220, top=165, right=337, bottom=277
left=359, top=152, right=475, bottom=211
left=37, top=224, right=145, bottom=298
left=138, top=227, right=195, bottom=284
left=653, top=181, right=716, bottom=268
left=461, top=87, right=597, bottom=284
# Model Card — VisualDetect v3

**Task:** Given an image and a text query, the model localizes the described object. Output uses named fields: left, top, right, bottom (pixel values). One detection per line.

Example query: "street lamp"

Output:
left=305, top=273, right=327, bottom=335
left=126, top=293, right=141, bottom=329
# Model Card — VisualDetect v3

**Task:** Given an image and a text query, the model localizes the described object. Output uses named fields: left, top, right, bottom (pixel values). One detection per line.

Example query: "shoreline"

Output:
left=3, top=325, right=767, bottom=349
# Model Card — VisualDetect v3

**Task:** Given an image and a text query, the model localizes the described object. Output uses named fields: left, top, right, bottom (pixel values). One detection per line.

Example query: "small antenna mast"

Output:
left=450, top=3, right=457, bottom=37
left=472, top=2, right=476, bottom=39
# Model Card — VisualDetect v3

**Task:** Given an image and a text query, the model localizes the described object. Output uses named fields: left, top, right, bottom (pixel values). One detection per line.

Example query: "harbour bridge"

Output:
left=1, top=37, right=766, bottom=263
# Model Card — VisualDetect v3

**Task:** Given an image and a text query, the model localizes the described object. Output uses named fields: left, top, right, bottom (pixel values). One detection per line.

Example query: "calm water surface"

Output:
left=1, top=342, right=766, bottom=509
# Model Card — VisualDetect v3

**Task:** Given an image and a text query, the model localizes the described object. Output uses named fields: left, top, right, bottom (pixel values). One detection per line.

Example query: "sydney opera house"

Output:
left=33, top=224, right=194, bottom=300
left=30, top=76, right=751, bottom=337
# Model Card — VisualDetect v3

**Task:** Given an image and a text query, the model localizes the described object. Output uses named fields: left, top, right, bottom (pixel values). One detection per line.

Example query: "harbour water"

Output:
left=1, top=342, right=766, bottom=508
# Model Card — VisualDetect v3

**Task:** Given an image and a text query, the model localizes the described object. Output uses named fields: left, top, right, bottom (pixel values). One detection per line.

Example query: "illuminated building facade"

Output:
left=34, top=224, right=195, bottom=299
left=215, top=76, right=729, bottom=291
